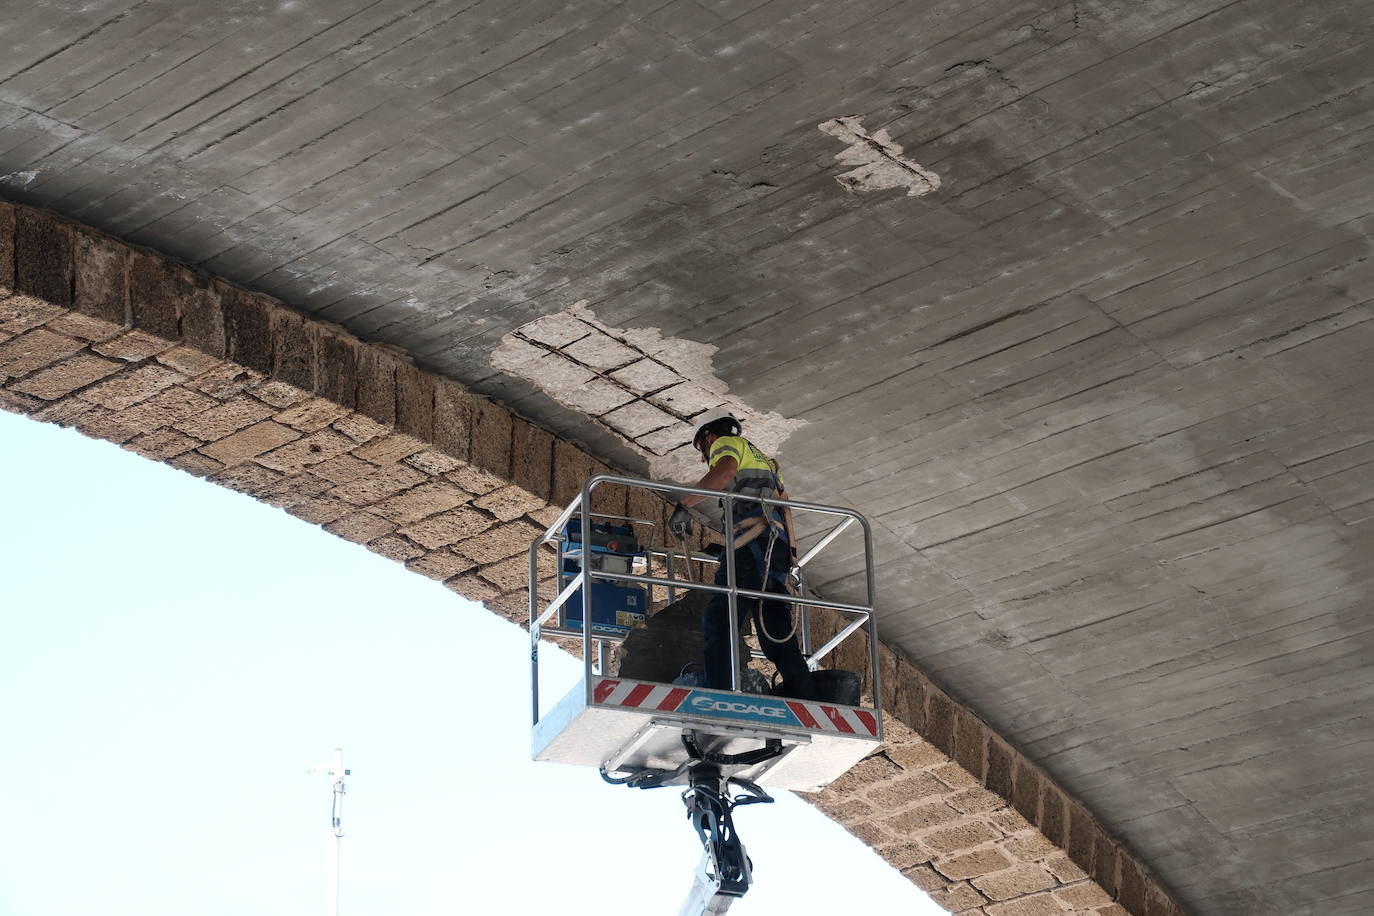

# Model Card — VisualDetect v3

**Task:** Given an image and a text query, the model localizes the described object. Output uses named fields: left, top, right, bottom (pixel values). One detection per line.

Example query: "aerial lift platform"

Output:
left=528, top=475, right=882, bottom=914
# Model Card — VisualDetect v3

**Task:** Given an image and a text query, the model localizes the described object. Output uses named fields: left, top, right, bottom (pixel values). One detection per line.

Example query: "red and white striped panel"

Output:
left=593, top=678, right=691, bottom=713
left=786, top=700, right=880, bottom=737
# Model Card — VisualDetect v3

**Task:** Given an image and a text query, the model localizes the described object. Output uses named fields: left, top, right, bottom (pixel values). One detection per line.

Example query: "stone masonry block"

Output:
left=167, top=450, right=224, bottom=478
left=220, top=282, right=274, bottom=374
left=0, top=201, right=14, bottom=295
left=192, top=363, right=262, bottom=400
left=330, top=464, right=427, bottom=505
left=473, top=483, right=545, bottom=522
left=827, top=751, right=903, bottom=794
left=174, top=394, right=274, bottom=441
left=1144, top=885, right=1183, bottom=916
left=79, top=364, right=182, bottom=410
left=257, top=428, right=355, bottom=472
left=866, top=772, right=950, bottom=808
left=925, top=821, right=1003, bottom=856
left=433, top=378, right=473, bottom=461
left=123, top=428, right=199, bottom=460
left=276, top=396, right=349, bottom=432
left=312, top=454, right=376, bottom=485
left=211, top=462, right=284, bottom=496
left=1065, top=803, right=1097, bottom=875
left=1012, top=759, right=1042, bottom=825
left=0, top=387, right=41, bottom=415
left=1, top=295, right=64, bottom=334
left=404, top=449, right=461, bottom=476
left=843, top=820, right=895, bottom=848
left=903, top=864, right=950, bottom=893
left=476, top=552, right=543, bottom=592
left=332, top=411, right=388, bottom=444
left=257, top=472, right=334, bottom=509
left=933, top=762, right=982, bottom=792
left=270, top=307, right=314, bottom=391
left=1044, top=856, right=1087, bottom=884
left=93, top=330, right=174, bottom=364
left=888, top=740, right=947, bottom=772
left=395, top=362, right=434, bottom=440
left=949, top=788, right=1005, bottom=815
left=12, top=354, right=123, bottom=400
left=454, top=519, right=542, bottom=565
left=287, top=495, right=354, bottom=525
left=1092, top=833, right=1120, bottom=899
left=0, top=328, right=84, bottom=380
left=551, top=438, right=595, bottom=506
left=323, top=511, right=397, bottom=545
left=588, top=460, right=628, bottom=517
left=986, top=740, right=1013, bottom=799
left=74, top=230, right=129, bottom=325
left=875, top=841, right=929, bottom=871
left=1003, top=832, right=1058, bottom=863
left=159, top=347, right=219, bottom=376
left=353, top=432, right=425, bottom=466
left=179, top=272, right=225, bottom=357
left=253, top=379, right=310, bottom=409
left=406, top=550, right=476, bottom=581
left=471, top=398, right=513, bottom=478
left=936, top=847, right=1014, bottom=881
left=366, top=535, right=425, bottom=562
left=930, top=882, right=987, bottom=913
left=888, top=801, right=962, bottom=835
left=972, top=864, right=1057, bottom=902
left=987, top=808, right=1034, bottom=838
left=927, top=692, right=955, bottom=756
left=445, top=572, right=501, bottom=603
left=15, top=208, right=73, bottom=306
left=817, top=796, right=875, bottom=823
left=983, top=893, right=1066, bottom=916
left=372, top=481, right=469, bottom=525
left=511, top=418, right=553, bottom=500
left=30, top=396, right=98, bottom=428
left=45, top=311, right=122, bottom=343
left=94, top=386, right=217, bottom=440
left=445, top=466, right=505, bottom=502
left=355, top=347, right=395, bottom=426
left=315, top=324, right=360, bottom=409
left=128, top=252, right=181, bottom=340
left=1054, top=881, right=1113, bottom=910
left=1115, top=856, right=1146, bottom=914
left=402, top=506, right=492, bottom=550
left=199, top=420, right=301, bottom=466
left=1039, top=785, right=1067, bottom=848
left=955, top=708, right=988, bottom=781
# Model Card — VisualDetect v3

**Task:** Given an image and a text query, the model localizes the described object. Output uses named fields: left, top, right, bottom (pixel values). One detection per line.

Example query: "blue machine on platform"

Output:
left=561, top=519, right=649, bottom=638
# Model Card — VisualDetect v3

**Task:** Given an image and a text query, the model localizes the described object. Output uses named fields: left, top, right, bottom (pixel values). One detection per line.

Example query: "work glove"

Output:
left=668, top=504, right=693, bottom=540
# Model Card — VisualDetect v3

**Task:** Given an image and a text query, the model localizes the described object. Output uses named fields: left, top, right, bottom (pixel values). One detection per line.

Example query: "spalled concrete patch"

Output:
left=492, top=301, right=804, bottom=480
left=819, top=116, right=942, bottom=197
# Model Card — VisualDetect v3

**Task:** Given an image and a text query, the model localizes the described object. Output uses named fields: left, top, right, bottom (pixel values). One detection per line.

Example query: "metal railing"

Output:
left=529, top=475, right=879, bottom=729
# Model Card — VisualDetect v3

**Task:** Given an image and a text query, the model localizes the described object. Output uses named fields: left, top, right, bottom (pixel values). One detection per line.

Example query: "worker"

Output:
left=668, top=413, right=817, bottom=701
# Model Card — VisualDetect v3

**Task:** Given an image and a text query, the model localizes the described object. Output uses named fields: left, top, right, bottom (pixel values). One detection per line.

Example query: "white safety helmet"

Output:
left=691, top=408, right=741, bottom=457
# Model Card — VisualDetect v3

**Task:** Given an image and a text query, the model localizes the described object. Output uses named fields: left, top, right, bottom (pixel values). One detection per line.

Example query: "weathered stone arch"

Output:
left=0, top=200, right=1182, bottom=916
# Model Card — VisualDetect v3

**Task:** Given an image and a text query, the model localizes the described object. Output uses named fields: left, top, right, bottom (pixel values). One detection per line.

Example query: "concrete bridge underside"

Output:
left=2, top=1, right=1372, bottom=913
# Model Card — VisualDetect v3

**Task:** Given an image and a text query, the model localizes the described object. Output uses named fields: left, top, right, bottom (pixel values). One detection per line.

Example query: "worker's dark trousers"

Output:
left=703, top=539, right=817, bottom=700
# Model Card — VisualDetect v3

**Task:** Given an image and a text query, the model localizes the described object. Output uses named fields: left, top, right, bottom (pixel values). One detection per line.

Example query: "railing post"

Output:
left=722, top=491, right=739, bottom=691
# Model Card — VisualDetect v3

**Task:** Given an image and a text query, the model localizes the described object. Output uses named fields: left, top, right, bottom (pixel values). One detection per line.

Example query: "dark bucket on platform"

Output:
left=811, top=669, right=862, bottom=706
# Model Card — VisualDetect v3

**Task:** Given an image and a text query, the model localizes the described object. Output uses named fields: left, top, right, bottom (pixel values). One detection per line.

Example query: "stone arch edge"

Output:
left=0, top=199, right=1183, bottom=916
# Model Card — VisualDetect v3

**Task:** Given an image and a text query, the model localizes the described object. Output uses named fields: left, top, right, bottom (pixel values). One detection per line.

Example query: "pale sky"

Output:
left=0, top=409, right=937, bottom=915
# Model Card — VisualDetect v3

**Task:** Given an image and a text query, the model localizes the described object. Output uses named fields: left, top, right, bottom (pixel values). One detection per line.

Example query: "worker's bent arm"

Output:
left=679, top=456, right=737, bottom=508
